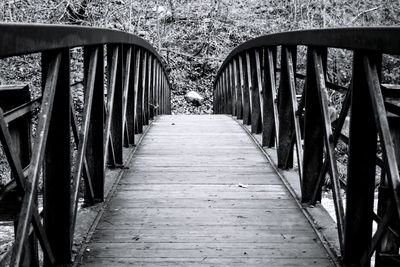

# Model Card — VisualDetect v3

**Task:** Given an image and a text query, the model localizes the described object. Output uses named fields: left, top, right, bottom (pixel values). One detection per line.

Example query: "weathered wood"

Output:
left=376, top=117, right=400, bottom=266
left=234, top=58, right=242, bottom=119
left=150, top=57, right=156, bottom=119
left=343, top=52, right=378, bottom=265
left=301, top=47, right=324, bottom=203
left=262, top=47, right=278, bottom=148
left=313, top=49, right=345, bottom=254
left=249, top=50, right=262, bottom=134
left=277, top=46, right=296, bottom=169
left=126, top=45, right=136, bottom=145
left=360, top=54, right=400, bottom=266
left=41, top=49, right=72, bottom=266
left=245, top=52, right=254, bottom=126
left=0, top=110, right=55, bottom=266
left=79, top=115, right=333, bottom=266
left=239, top=54, right=251, bottom=125
left=135, top=48, right=144, bottom=133
left=104, top=45, right=118, bottom=167
left=143, top=51, right=149, bottom=125
left=122, top=46, right=132, bottom=147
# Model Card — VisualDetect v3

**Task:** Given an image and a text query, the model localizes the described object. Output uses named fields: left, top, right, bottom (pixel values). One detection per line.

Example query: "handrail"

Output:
left=215, top=27, right=400, bottom=84
left=0, top=23, right=171, bottom=266
left=213, top=27, right=400, bottom=267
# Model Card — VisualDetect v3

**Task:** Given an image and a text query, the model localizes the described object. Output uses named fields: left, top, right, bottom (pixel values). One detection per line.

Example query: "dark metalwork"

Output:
left=0, top=23, right=170, bottom=267
left=213, top=27, right=400, bottom=266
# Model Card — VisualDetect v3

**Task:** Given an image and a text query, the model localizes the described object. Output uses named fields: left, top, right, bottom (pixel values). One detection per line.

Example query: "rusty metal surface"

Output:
left=216, top=27, right=400, bottom=85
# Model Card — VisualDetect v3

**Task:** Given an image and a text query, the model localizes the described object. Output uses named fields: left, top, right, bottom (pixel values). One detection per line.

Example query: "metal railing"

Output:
left=0, top=23, right=170, bottom=266
left=213, top=27, right=400, bottom=266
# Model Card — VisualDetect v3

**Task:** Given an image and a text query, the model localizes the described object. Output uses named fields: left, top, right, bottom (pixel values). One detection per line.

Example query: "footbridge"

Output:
left=0, top=24, right=399, bottom=266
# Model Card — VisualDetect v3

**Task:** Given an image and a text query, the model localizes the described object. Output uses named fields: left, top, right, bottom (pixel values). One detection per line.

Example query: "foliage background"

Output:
left=0, top=0, right=399, bottom=115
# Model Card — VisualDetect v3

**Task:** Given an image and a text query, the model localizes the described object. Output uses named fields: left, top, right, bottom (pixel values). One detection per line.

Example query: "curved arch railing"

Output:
left=213, top=27, right=400, bottom=266
left=0, top=23, right=170, bottom=266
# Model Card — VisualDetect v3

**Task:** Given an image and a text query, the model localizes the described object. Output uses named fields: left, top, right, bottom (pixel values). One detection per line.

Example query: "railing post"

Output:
left=249, top=49, right=262, bottom=134
left=229, top=62, right=236, bottom=116
left=125, top=45, right=136, bottom=145
left=0, top=85, right=38, bottom=266
left=301, top=46, right=325, bottom=203
left=262, top=46, right=278, bottom=147
left=42, top=49, right=72, bottom=265
left=161, top=72, right=164, bottom=114
left=122, top=46, right=132, bottom=147
left=84, top=45, right=105, bottom=202
left=221, top=70, right=227, bottom=114
left=143, top=51, right=149, bottom=125
left=107, top=44, right=123, bottom=166
left=150, top=57, right=156, bottom=119
left=376, top=117, right=400, bottom=266
left=245, top=52, right=253, bottom=125
left=277, top=45, right=297, bottom=169
left=254, top=48, right=264, bottom=134
left=136, top=48, right=144, bottom=133
left=142, top=51, right=149, bottom=124
left=239, top=54, right=251, bottom=125
left=344, top=51, right=378, bottom=265
left=234, top=57, right=242, bottom=119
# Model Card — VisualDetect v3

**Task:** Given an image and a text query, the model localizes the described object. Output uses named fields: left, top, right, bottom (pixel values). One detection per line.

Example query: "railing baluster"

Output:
left=221, top=69, right=226, bottom=114
left=42, top=49, right=72, bottom=266
left=229, top=62, right=236, bottom=116
left=11, top=51, right=61, bottom=266
left=262, top=47, right=278, bottom=148
left=143, top=51, right=150, bottom=125
left=136, top=48, right=144, bottom=133
left=71, top=46, right=100, bottom=240
left=142, top=51, right=148, bottom=124
left=253, top=48, right=263, bottom=134
left=234, top=57, right=242, bottom=119
left=302, top=47, right=325, bottom=203
left=248, top=50, right=262, bottom=133
left=126, top=45, right=136, bottom=145
left=122, top=46, right=132, bottom=147
left=376, top=117, right=400, bottom=264
left=245, top=52, right=253, bottom=124
left=357, top=54, right=400, bottom=266
left=345, top=52, right=380, bottom=265
left=313, top=48, right=345, bottom=254
left=239, top=54, right=251, bottom=125
left=277, top=46, right=296, bottom=169
left=150, top=57, right=156, bottom=119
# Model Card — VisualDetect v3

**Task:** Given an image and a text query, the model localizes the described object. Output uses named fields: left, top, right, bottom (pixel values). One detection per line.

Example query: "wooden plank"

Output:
left=80, top=257, right=332, bottom=267
left=79, top=115, right=333, bottom=267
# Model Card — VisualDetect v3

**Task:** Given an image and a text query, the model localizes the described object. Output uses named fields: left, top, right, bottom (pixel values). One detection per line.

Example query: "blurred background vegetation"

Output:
left=0, top=0, right=399, bottom=114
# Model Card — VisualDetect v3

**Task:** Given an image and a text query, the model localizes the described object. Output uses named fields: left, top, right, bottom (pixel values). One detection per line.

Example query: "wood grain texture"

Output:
left=79, top=115, right=334, bottom=267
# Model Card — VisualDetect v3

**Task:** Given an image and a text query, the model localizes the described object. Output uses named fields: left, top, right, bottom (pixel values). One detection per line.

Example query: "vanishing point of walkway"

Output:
left=80, top=115, right=334, bottom=266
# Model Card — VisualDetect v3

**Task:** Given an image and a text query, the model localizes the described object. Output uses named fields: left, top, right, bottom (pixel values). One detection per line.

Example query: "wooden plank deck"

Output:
left=79, top=115, right=334, bottom=267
